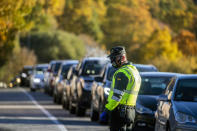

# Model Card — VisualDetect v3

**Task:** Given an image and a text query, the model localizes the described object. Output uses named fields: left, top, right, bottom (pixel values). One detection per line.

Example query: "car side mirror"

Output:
left=158, top=94, right=169, bottom=101
left=47, top=69, right=51, bottom=72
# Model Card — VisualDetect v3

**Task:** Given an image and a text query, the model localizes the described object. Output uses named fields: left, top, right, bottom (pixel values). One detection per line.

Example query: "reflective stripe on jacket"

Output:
left=105, top=64, right=141, bottom=111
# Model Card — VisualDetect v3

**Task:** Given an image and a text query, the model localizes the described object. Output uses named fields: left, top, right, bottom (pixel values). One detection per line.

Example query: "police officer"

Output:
left=101, top=46, right=141, bottom=131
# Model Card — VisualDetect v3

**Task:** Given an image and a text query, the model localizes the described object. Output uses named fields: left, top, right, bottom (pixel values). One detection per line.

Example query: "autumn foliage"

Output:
left=1, top=0, right=197, bottom=82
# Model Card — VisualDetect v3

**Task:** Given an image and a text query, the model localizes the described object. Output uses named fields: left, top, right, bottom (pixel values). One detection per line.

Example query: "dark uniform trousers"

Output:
left=109, top=106, right=135, bottom=131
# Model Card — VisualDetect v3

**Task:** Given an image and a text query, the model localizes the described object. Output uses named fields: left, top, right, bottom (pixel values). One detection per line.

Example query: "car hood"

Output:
left=173, top=101, right=197, bottom=119
left=34, top=74, right=44, bottom=79
left=137, top=95, right=159, bottom=111
left=81, top=76, right=94, bottom=82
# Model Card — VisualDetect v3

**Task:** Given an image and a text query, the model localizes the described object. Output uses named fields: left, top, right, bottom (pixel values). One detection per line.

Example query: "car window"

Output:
left=106, top=66, right=117, bottom=81
left=35, top=66, right=47, bottom=74
left=53, top=62, right=61, bottom=73
left=138, top=76, right=172, bottom=95
left=61, top=64, right=74, bottom=76
left=174, top=79, right=197, bottom=102
left=136, top=67, right=158, bottom=72
left=81, top=60, right=107, bottom=76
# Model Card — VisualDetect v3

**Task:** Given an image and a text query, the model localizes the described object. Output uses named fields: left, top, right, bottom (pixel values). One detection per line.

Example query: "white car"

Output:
left=30, top=64, right=48, bottom=91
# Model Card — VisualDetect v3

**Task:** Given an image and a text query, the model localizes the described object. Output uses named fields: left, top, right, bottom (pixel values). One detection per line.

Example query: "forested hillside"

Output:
left=1, top=0, right=197, bottom=82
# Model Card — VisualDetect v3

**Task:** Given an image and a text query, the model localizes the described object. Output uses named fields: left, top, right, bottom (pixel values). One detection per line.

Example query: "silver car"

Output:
left=30, top=64, right=48, bottom=91
left=155, top=74, right=197, bottom=131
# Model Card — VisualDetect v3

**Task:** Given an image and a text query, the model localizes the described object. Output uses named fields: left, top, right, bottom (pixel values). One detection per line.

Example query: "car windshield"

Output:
left=106, top=66, right=117, bottom=81
left=138, top=76, right=172, bottom=95
left=22, top=68, right=32, bottom=75
left=136, top=66, right=157, bottom=72
left=174, top=79, right=197, bottom=102
left=35, top=66, right=47, bottom=74
left=61, top=64, right=74, bottom=76
left=54, top=62, right=61, bottom=73
left=81, top=60, right=107, bottom=76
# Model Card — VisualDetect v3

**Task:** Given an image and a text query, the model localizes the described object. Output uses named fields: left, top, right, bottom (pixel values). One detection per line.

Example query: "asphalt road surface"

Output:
left=0, top=87, right=108, bottom=131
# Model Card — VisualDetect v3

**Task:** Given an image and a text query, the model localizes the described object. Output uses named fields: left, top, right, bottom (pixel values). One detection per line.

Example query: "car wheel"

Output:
left=30, top=88, right=35, bottom=92
left=62, top=92, right=69, bottom=110
left=62, top=95, right=66, bottom=109
left=56, top=96, right=61, bottom=104
left=53, top=94, right=57, bottom=103
left=69, top=99, right=76, bottom=114
left=76, top=102, right=86, bottom=116
left=44, top=87, right=48, bottom=94
left=90, top=102, right=99, bottom=121
left=155, top=120, right=160, bottom=131
left=166, top=123, right=171, bottom=131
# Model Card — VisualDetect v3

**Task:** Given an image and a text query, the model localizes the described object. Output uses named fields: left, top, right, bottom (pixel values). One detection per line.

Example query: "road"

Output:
left=0, top=87, right=108, bottom=131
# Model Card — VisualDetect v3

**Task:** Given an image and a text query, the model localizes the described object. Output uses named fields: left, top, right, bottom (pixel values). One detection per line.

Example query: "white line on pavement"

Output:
left=20, top=88, right=68, bottom=131
left=0, top=105, right=62, bottom=109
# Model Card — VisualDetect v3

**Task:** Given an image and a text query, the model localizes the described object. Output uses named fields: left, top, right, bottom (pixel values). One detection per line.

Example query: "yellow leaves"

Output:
left=142, top=27, right=182, bottom=63
left=174, top=30, right=197, bottom=56
left=46, top=0, right=65, bottom=16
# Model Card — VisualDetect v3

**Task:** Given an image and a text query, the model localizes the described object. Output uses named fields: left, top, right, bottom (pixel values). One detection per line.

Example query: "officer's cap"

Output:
left=108, top=46, right=126, bottom=58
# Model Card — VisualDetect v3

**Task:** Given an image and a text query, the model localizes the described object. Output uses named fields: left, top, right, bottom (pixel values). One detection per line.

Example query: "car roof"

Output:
left=133, top=64, right=158, bottom=71
left=83, top=57, right=109, bottom=61
left=140, top=72, right=179, bottom=77
left=23, top=65, right=33, bottom=69
left=35, top=64, right=49, bottom=68
left=49, top=60, right=66, bottom=64
left=176, top=74, right=197, bottom=79
left=62, top=60, right=78, bottom=65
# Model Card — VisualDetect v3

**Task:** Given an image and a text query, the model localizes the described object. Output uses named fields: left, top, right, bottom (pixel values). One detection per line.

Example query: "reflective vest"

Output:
left=105, top=64, right=141, bottom=111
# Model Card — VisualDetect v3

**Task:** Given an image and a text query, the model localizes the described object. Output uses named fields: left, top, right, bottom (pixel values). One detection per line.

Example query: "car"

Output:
left=133, top=72, right=178, bottom=130
left=62, top=64, right=78, bottom=109
left=44, top=60, right=56, bottom=94
left=30, top=64, right=48, bottom=91
left=45, top=60, right=64, bottom=96
left=155, top=74, right=197, bottom=131
left=133, top=64, right=158, bottom=72
left=53, top=60, right=78, bottom=104
left=19, top=65, right=33, bottom=87
left=90, top=63, right=158, bottom=123
left=90, top=63, right=116, bottom=122
left=69, top=57, right=109, bottom=116
left=9, top=75, right=21, bottom=88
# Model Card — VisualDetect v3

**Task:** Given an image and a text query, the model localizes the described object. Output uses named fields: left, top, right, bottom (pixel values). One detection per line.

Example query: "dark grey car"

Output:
left=155, top=75, right=197, bottom=131
left=134, top=72, right=178, bottom=130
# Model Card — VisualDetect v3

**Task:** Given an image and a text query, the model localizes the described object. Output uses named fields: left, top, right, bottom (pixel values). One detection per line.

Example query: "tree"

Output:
left=0, top=0, right=38, bottom=66
left=0, top=42, right=37, bottom=83
left=58, top=0, right=106, bottom=41
left=174, top=30, right=197, bottom=56
left=102, top=0, right=158, bottom=60
left=152, top=0, right=194, bottom=32
left=139, top=27, right=182, bottom=63
left=20, top=30, right=86, bottom=62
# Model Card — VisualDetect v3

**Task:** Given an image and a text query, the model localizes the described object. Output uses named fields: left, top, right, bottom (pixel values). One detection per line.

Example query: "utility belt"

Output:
left=117, top=104, right=135, bottom=110
left=116, top=104, right=135, bottom=122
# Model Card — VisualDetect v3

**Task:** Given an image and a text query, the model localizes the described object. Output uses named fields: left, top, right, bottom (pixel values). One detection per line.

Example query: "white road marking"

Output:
left=0, top=105, right=62, bottom=109
left=20, top=88, right=67, bottom=131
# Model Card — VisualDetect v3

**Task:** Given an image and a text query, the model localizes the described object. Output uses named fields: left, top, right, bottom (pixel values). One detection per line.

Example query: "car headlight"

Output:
left=175, top=112, right=196, bottom=123
left=21, top=73, right=27, bottom=78
left=104, top=87, right=110, bottom=96
left=16, top=78, right=21, bottom=83
left=33, top=78, right=40, bottom=83
left=136, top=103, right=153, bottom=114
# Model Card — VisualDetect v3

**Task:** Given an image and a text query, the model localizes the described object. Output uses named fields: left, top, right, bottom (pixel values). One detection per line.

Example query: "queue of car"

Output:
left=15, top=57, right=197, bottom=131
